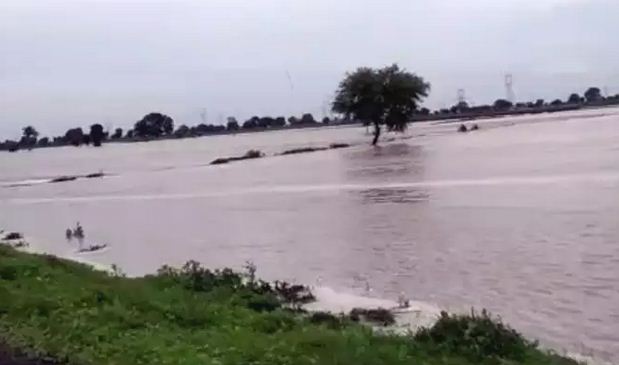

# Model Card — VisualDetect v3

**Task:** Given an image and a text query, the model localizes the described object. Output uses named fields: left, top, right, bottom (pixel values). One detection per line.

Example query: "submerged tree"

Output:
left=22, top=126, right=39, bottom=140
left=20, top=126, right=39, bottom=149
left=134, top=113, right=174, bottom=138
left=332, top=64, right=430, bottom=145
left=89, top=124, right=105, bottom=147
left=111, top=128, right=123, bottom=139
left=584, top=87, right=602, bottom=103
left=568, top=93, right=582, bottom=104
left=64, top=128, right=84, bottom=147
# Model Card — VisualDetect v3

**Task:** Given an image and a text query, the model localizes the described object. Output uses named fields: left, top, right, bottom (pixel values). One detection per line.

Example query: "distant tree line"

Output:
left=2, top=85, right=618, bottom=152
left=0, top=112, right=339, bottom=152
left=431, top=87, right=619, bottom=118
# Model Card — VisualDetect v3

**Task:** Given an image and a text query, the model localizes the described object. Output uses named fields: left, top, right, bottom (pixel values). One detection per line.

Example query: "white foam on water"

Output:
left=567, top=353, right=615, bottom=365
left=304, top=286, right=615, bottom=364
left=1, top=178, right=51, bottom=188
left=305, top=286, right=442, bottom=334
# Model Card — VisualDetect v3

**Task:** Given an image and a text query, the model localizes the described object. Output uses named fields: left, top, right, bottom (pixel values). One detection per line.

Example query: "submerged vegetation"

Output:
left=0, top=245, right=580, bottom=365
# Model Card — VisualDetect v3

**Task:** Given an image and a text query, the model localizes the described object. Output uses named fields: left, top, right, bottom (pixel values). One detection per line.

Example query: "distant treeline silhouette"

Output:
left=0, top=112, right=334, bottom=152
left=1, top=86, right=618, bottom=152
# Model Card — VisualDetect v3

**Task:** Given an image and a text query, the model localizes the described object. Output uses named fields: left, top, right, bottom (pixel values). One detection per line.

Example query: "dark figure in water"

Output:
left=458, top=124, right=468, bottom=133
left=73, top=222, right=85, bottom=251
left=470, top=124, right=479, bottom=131
left=73, top=222, right=84, bottom=240
left=65, top=228, right=73, bottom=241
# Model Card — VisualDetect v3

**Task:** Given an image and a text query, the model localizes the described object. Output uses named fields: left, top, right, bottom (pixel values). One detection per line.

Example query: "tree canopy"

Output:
left=568, top=93, right=581, bottom=104
left=134, top=113, right=174, bottom=138
left=64, top=128, right=84, bottom=147
left=494, top=99, right=514, bottom=110
left=111, top=128, right=123, bottom=139
left=89, top=124, right=105, bottom=147
left=22, top=126, right=39, bottom=139
left=332, top=64, right=430, bottom=145
left=584, top=87, right=602, bottom=103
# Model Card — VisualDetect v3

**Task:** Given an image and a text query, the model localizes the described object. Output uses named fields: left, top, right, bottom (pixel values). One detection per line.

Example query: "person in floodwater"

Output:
left=73, top=222, right=85, bottom=250
left=65, top=228, right=73, bottom=241
left=73, top=222, right=84, bottom=239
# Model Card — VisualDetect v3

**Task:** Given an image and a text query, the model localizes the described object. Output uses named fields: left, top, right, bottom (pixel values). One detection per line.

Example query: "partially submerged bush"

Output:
left=3, top=232, right=22, bottom=240
left=280, top=147, right=327, bottom=155
left=84, top=172, right=105, bottom=178
left=210, top=149, right=264, bottom=165
left=243, top=149, right=263, bottom=159
left=329, top=143, right=350, bottom=149
left=414, top=310, right=536, bottom=361
left=50, top=175, right=78, bottom=183
left=349, top=308, right=395, bottom=326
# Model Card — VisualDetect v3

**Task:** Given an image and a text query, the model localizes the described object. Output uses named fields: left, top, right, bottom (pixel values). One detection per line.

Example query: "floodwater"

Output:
left=1, top=108, right=619, bottom=361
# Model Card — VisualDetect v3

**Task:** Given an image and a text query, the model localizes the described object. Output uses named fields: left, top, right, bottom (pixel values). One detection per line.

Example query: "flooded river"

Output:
left=1, top=108, right=619, bottom=361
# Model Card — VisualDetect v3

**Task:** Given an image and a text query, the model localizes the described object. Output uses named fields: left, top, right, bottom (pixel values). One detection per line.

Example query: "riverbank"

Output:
left=0, top=244, right=581, bottom=365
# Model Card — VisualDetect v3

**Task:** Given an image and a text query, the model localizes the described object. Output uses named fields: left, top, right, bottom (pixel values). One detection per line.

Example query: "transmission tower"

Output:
left=505, top=74, right=515, bottom=102
left=457, top=89, right=466, bottom=104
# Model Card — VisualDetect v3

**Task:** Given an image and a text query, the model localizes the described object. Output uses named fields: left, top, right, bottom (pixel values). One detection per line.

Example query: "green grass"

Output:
left=0, top=245, right=580, bottom=365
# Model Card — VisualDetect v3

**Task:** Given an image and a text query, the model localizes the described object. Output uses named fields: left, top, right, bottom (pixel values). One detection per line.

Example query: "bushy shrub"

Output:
left=414, top=309, right=536, bottom=361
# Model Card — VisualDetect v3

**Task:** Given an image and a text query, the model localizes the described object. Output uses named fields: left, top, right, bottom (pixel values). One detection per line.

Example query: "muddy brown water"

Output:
left=1, top=108, right=619, bottom=361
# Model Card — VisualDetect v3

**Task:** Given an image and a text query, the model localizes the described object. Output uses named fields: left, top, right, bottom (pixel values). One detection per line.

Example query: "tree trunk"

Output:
left=371, top=122, right=381, bottom=145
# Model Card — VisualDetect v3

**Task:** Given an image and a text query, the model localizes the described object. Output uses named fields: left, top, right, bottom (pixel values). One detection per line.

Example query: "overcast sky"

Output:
left=1, top=0, right=618, bottom=138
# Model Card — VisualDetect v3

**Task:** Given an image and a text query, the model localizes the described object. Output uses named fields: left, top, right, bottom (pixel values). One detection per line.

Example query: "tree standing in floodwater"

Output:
left=332, top=64, right=430, bottom=145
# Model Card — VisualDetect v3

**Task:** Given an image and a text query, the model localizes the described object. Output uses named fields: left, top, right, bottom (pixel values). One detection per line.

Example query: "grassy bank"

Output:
left=0, top=245, right=579, bottom=365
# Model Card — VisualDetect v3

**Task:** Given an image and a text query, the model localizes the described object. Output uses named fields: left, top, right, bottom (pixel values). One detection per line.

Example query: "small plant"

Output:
left=244, top=260, right=257, bottom=285
left=110, top=264, right=126, bottom=277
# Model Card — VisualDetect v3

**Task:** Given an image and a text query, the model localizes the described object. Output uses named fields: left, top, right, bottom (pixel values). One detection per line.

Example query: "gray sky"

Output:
left=1, top=0, right=618, bottom=138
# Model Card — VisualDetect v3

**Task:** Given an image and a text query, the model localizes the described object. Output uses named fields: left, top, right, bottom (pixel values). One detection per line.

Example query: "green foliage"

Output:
left=0, top=247, right=579, bottom=365
left=332, top=64, right=430, bottom=144
left=414, top=310, right=536, bottom=361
